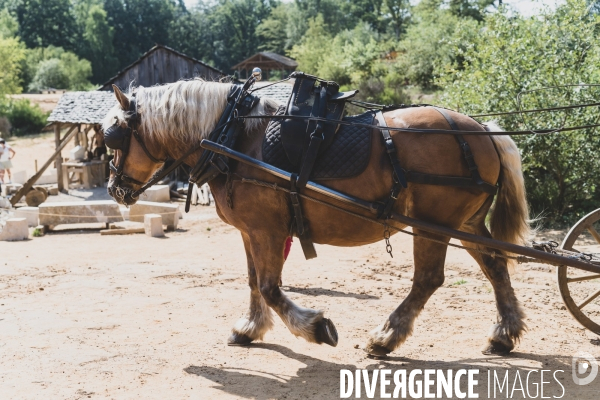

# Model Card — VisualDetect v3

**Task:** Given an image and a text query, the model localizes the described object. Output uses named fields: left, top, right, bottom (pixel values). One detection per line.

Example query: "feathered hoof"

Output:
left=314, top=317, right=338, bottom=347
left=482, top=339, right=514, bottom=356
left=364, top=343, right=392, bottom=357
left=227, top=332, right=254, bottom=346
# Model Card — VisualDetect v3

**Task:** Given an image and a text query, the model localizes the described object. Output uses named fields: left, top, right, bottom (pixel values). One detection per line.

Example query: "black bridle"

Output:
left=105, top=95, right=167, bottom=188
left=104, top=77, right=261, bottom=202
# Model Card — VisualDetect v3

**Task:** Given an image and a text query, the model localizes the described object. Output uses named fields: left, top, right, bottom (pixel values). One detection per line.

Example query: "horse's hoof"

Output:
left=227, top=333, right=254, bottom=346
left=315, top=317, right=338, bottom=347
left=364, top=343, right=391, bottom=358
left=482, top=339, right=513, bottom=356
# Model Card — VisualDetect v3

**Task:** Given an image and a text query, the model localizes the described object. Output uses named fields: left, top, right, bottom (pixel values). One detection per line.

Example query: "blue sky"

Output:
left=183, top=0, right=563, bottom=17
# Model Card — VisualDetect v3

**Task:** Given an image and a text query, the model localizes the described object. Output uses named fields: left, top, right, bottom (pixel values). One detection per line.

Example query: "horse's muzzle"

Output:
left=107, top=179, right=139, bottom=206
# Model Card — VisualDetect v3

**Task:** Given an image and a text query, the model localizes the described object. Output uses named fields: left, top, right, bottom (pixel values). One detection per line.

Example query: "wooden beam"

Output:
left=55, top=124, right=64, bottom=192
left=10, top=125, right=80, bottom=205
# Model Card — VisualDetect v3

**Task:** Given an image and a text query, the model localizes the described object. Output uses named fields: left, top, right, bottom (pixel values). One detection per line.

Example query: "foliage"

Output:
left=81, top=4, right=118, bottom=83
left=26, top=46, right=93, bottom=91
left=0, top=99, right=48, bottom=136
left=0, top=7, right=17, bottom=38
left=15, top=0, right=77, bottom=50
left=438, top=0, right=600, bottom=225
left=0, top=35, right=26, bottom=95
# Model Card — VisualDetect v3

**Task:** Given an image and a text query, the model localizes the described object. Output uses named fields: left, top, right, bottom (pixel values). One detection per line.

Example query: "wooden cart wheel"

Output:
left=558, top=208, right=600, bottom=334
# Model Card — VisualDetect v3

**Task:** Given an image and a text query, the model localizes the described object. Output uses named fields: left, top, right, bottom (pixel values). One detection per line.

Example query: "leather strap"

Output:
left=290, top=174, right=317, bottom=259
left=432, top=107, right=488, bottom=189
left=376, top=111, right=407, bottom=219
left=406, top=171, right=497, bottom=195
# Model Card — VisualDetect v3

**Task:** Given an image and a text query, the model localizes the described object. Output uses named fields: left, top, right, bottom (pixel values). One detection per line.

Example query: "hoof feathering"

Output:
left=364, top=343, right=392, bottom=357
left=227, top=332, right=254, bottom=346
left=482, top=339, right=514, bottom=355
left=314, top=317, right=338, bottom=347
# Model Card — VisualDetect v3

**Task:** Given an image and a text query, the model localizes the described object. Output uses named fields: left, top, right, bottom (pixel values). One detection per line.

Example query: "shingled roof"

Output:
left=252, top=81, right=293, bottom=105
left=232, top=52, right=298, bottom=70
left=47, top=91, right=117, bottom=125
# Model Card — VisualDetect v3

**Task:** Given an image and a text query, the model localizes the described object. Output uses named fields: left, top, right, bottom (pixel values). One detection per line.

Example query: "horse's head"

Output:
left=103, top=85, right=167, bottom=206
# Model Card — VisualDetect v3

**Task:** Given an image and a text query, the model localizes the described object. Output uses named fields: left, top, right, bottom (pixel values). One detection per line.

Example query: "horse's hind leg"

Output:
left=228, top=232, right=274, bottom=345
left=247, top=231, right=338, bottom=346
left=366, top=230, right=449, bottom=356
left=461, top=202, right=526, bottom=355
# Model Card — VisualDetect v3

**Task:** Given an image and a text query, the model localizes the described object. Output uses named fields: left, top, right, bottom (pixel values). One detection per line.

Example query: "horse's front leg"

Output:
left=366, top=230, right=449, bottom=356
left=228, top=232, right=274, bottom=345
left=249, top=231, right=338, bottom=346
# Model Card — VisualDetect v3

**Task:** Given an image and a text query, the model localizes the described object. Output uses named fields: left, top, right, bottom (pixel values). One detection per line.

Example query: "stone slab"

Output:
left=0, top=218, right=29, bottom=241
left=12, top=170, right=27, bottom=185
left=144, top=214, right=164, bottom=237
left=129, top=201, right=178, bottom=230
left=36, top=169, right=58, bottom=185
left=14, top=207, right=39, bottom=227
left=39, top=200, right=123, bottom=226
left=139, top=185, right=170, bottom=203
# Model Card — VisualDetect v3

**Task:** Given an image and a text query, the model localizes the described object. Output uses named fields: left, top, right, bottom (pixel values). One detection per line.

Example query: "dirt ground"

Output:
left=1, top=135, right=600, bottom=399
left=0, top=203, right=599, bottom=399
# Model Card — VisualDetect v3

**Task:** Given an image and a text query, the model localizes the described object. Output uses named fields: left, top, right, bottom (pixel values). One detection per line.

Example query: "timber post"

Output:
left=55, top=123, right=64, bottom=192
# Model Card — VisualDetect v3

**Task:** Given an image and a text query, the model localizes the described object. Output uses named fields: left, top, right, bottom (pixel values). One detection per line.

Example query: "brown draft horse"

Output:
left=103, top=79, right=531, bottom=356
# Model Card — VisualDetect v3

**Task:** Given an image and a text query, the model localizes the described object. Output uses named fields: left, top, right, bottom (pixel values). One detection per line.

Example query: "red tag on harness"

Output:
left=284, top=236, right=293, bottom=260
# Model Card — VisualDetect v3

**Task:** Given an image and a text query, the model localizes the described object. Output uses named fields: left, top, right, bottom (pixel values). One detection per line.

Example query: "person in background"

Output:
left=0, top=138, right=16, bottom=184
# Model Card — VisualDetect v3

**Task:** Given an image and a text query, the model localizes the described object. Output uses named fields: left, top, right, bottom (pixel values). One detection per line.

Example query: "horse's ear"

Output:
left=113, top=85, right=130, bottom=110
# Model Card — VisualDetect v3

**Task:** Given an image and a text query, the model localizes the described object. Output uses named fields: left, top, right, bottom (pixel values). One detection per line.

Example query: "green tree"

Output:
left=26, top=46, right=92, bottom=91
left=15, top=0, right=78, bottom=50
left=0, top=7, right=18, bottom=38
left=82, top=4, right=118, bottom=83
left=438, top=0, right=600, bottom=224
left=0, top=35, right=26, bottom=94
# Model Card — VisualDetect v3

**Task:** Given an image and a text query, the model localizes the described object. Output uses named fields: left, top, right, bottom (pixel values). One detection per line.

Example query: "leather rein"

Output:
left=106, top=78, right=260, bottom=201
left=108, top=95, right=167, bottom=188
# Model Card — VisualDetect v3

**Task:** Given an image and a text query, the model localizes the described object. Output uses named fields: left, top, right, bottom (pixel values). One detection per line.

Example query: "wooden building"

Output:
left=99, top=45, right=225, bottom=90
left=232, top=52, right=298, bottom=80
left=12, top=46, right=224, bottom=204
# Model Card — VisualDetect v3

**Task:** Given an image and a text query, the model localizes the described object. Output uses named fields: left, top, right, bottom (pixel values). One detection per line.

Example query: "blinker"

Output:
left=104, top=124, right=128, bottom=150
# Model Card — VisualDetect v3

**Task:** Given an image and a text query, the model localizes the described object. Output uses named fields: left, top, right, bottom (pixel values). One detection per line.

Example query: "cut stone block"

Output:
left=12, top=170, right=27, bottom=185
left=14, top=207, right=39, bottom=227
left=144, top=214, right=164, bottom=237
left=139, top=185, right=170, bottom=203
left=129, top=201, right=179, bottom=230
left=120, top=207, right=130, bottom=221
left=0, top=218, right=29, bottom=241
left=36, top=168, right=58, bottom=185
left=39, top=200, right=123, bottom=226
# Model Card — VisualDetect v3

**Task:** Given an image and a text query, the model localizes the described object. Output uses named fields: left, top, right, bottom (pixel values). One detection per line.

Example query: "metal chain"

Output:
left=383, top=220, right=393, bottom=258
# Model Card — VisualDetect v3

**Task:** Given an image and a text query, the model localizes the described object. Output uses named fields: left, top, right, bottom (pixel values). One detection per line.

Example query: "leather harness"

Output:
left=104, top=74, right=498, bottom=261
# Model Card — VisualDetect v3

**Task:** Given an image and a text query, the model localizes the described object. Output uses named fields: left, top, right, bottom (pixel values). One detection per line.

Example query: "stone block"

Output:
left=0, top=218, right=29, bottom=241
left=48, top=186, right=59, bottom=196
left=144, top=214, right=164, bottom=237
left=39, top=200, right=123, bottom=226
left=129, top=201, right=178, bottom=230
left=120, top=207, right=130, bottom=221
left=139, top=185, right=170, bottom=203
left=14, top=207, right=39, bottom=227
left=36, top=169, right=57, bottom=185
left=12, top=170, right=27, bottom=185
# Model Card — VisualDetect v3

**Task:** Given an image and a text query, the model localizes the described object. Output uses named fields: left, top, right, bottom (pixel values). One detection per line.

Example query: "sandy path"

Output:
left=1, top=205, right=599, bottom=399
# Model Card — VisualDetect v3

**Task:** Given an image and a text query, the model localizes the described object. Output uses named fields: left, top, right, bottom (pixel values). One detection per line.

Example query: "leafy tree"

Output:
left=168, top=4, right=216, bottom=65
left=104, top=0, right=176, bottom=69
left=208, top=0, right=273, bottom=71
left=0, top=35, right=26, bottom=94
left=0, top=7, right=18, bottom=38
left=15, top=0, right=78, bottom=50
left=438, top=0, right=600, bottom=224
left=383, top=0, right=410, bottom=38
left=257, top=3, right=289, bottom=53
left=82, top=4, right=118, bottom=83
left=26, top=46, right=92, bottom=91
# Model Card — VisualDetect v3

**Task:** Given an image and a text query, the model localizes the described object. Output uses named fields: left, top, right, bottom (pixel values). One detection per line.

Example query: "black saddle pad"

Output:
left=262, top=106, right=374, bottom=180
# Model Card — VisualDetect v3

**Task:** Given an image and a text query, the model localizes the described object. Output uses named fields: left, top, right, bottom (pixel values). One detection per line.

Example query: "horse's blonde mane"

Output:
left=102, top=79, right=277, bottom=147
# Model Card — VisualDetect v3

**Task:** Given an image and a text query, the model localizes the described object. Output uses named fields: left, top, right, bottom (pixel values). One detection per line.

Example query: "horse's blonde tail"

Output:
left=486, top=123, right=531, bottom=247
